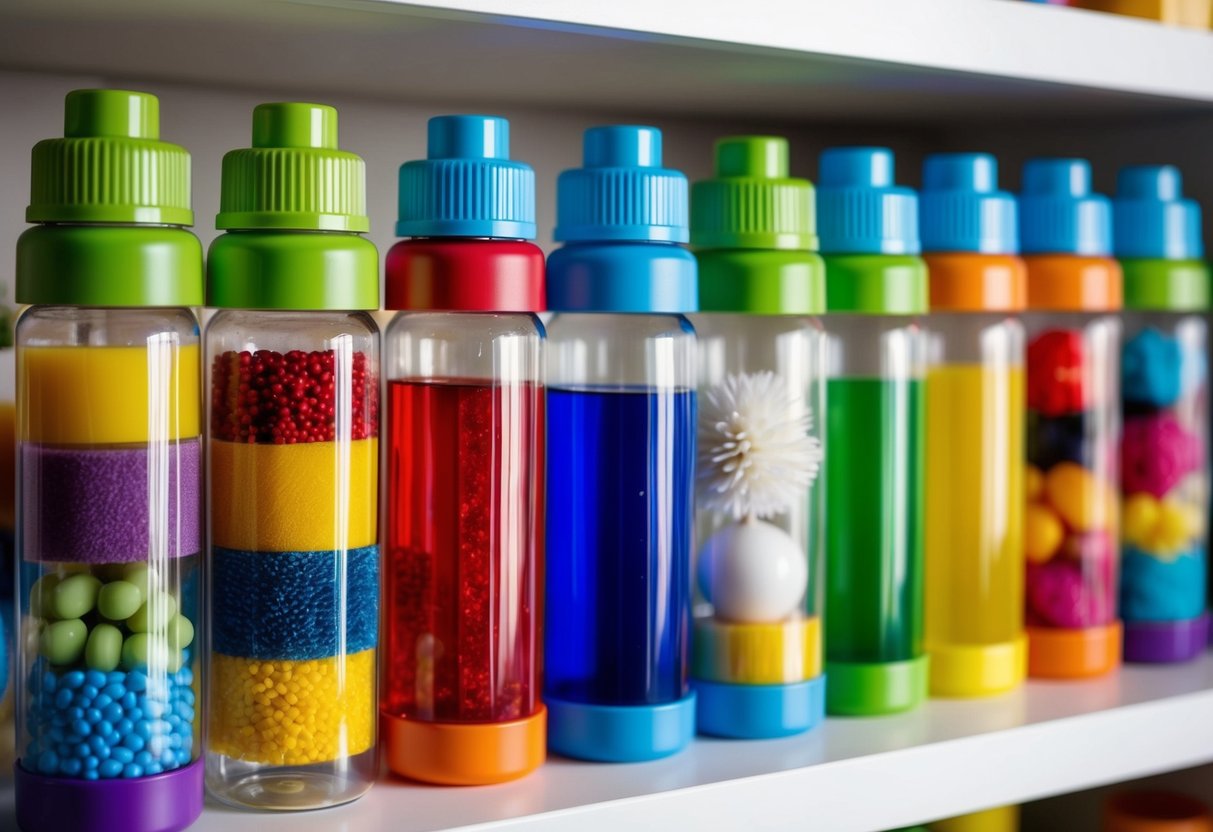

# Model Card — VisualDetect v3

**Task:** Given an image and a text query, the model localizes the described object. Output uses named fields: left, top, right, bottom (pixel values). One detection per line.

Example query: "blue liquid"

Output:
left=545, top=387, right=695, bottom=707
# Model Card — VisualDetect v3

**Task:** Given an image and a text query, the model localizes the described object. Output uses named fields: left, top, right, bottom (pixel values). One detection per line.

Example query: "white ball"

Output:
left=697, top=519, right=807, bottom=623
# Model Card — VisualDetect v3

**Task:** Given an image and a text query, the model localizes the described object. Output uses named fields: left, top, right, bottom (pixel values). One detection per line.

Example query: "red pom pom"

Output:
left=1028, top=329, right=1087, bottom=417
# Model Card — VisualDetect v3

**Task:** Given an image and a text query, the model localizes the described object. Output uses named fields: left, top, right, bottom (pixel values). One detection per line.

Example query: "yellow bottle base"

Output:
left=928, top=634, right=1027, bottom=698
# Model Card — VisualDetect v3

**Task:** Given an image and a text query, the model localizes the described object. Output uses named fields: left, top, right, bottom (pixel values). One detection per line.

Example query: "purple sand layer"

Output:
left=1123, top=613, right=1210, bottom=663
left=22, top=439, right=201, bottom=563
left=16, top=756, right=203, bottom=832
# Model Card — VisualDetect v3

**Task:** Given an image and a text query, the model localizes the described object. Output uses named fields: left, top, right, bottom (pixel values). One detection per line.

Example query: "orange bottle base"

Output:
left=1027, top=621, right=1122, bottom=679
left=383, top=705, right=546, bottom=786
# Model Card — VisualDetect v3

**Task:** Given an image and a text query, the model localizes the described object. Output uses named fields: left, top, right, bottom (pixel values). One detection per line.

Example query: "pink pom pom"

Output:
left=1122, top=413, right=1202, bottom=499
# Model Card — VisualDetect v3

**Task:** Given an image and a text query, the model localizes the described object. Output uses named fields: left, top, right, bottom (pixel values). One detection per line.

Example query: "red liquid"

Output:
left=384, top=378, right=543, bottom=724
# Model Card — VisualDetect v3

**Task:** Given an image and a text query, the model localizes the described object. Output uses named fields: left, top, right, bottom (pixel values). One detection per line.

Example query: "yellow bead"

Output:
left=1024, top=502, right=1065, bottom=563
left=1146, top=499, right=1195, bottom=557
left=1122, top=493, right=1160, bottom=547
left=1045, top=462, right=1115, bottom=533
left=1025, top=466, right=1044, bottom=502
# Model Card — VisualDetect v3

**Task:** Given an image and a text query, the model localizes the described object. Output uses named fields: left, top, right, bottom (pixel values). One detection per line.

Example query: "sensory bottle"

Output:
left=920, top=153, right=1028, bottom=697
left=1019, top=158, right=1122, bottom=679
left=688, top=136, right=826, bottom=738
left=382, top=115, right=546, bottom=784
left=545, top=126, right=698, bottom=761
left=204, top=103, right=380, bottom=808
left=1113, top=166, right=1210, bottom=663
left=15, top=90, right=204, bottom=832
left=818, top=147, right=928, bottom=716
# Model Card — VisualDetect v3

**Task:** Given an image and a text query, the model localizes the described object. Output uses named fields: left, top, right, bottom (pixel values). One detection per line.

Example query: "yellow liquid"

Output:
left=925, top=364, right=1025, bottom=649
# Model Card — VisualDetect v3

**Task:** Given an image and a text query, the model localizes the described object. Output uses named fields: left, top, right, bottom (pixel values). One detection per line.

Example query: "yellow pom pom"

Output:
left=1045, top=462, right=1115, bottom=533
left=1122, top=493, right=1160, bottom=547
left=1025, top=502, right=1065, bottom=563
left=1146, top=499, right=1196, bottom=557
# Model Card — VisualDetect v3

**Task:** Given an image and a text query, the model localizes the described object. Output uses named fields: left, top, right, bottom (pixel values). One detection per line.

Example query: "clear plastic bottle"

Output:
left=817, top=147, right=929, bottom=716
left=689, top=137, right=827, bottom=739
left=1113, top=165, right=1210, bottom=663
left=544, top=126, right=699, bottom=762
left=920, top=153, right=1028, bottom=697
left=15, top=90, right=205, bottom=832
left=1019, top=158, right=1122, bottom=679
left=381, top=115, right=547, bottom=785
left=204, top=103, right=381, bottom=808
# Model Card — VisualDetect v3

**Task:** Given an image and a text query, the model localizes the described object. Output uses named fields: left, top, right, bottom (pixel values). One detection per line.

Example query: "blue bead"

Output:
left=48, top=727, right=65, bottom=743
left=110, top=747, right=134, bottom=764
left=105, top=733, right=121, bottom=750
left=88, top=735, right=109, bottom=756
left=117, top=718, right=133, bottom=735
left=168, top=734, right=181, bottom=750
left=85, top=670, right=106, bottom=688
left=145, top=763, right=162, bottom=776
left=181, top=689, right=196, bottom=707
left=60, top=758, right=82, bottom=777
left=159, top=749, right=175, bottom=767
left=106, top=672, right=125, bottom=686
left=135, top=721, right=152, bottom=740
left=68, top=707, right=84, bottom=721
left=103, top=683, right=125, bottom=700
left=174, top=749, right=190, bottom=766
left=37, top=751, right=59, bottom=774
left=85, top=755, right=98, bottom=770
left=84, top=770, right=99, bottom=781
left=96, top=720, right=113, bottom=738
left=71, top=719, right=91, bottom=737
left=134, top=750, right=153, bottom=767
left=175, top=668, right=193, bottom=687
left=121, top=692, right=136, bottom=710
left=85, top=708, right=101, bottom=724
left=94, top=693, right=112, bottom=710
left=61, top=671, right=84, bottom=689
left=81, top=685, right=98, bottom=703
left=99, top=759, right=122, bottom=778
left=54, top=688, right=72, bottom=709
left=175, top=703, right=195, bottom=722
left=126, top=673, right=147, bottom=692
left=122, top=764, right=143, bottom=779
left=104, top=704, right=123, bottom=723
left=122, top=734, right=145, bottom=752
left=73, top=743, right=90, bottom=760
left=41, top=671, right=58, bottom=692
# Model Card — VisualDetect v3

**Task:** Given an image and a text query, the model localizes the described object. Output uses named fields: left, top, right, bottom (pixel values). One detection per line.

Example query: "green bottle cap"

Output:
left=691, top=136, right=817, bottom=250
left=216, top=102, right=369, bottom=232
left=207, top=103, right=377, bottom=311
left=26, top=89, right=192, bottom=226
left=1122, top=258, right=1210, bottom=312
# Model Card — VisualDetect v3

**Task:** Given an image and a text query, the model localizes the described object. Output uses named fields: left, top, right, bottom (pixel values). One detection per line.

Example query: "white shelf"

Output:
left=1, top=0, right=1212, bottom=121
left=185, top=655, right=1213, bottom=832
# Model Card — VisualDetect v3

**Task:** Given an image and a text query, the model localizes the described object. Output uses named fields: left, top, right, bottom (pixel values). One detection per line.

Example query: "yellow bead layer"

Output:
left=208, top=649, right=375, bottom=766
left=210, top=438, right=377, bottom=552
left=693, top=615, right=821, bottom=685
left=21, top=344, right=200, bottom=444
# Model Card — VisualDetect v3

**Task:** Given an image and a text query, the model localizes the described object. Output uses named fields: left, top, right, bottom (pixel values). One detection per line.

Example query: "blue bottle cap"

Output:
left=920, top=153, right=1018, bottom=254
left=1019, top=158, right=1111, bottom=256
left=554, top=125, right=689, bottom=243
left=816, top=147, right=919, bottom=255
left=396, top=114, right=536, bottom=239
left=1114, top=165, right=1204, bottom=260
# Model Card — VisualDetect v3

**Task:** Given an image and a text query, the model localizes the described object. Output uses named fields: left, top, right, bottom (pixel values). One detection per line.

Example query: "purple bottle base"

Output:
left=1123, top=613, right=1209, bottom=663
left=16, top=756, right=203, bottom=832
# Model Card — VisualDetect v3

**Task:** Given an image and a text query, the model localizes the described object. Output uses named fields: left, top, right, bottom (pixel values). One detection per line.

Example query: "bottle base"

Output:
left=928, top=635, right=1027, bottom=698
left=1027, top=621, right=1122, bottom=679
left=825, top=654, right=929, bottom=716
left=205, top=747, right=375, bottom=811
left=1124, top=613, right=1209, bottom=664
left=693, top=675, right=825, bottom=739
left=16, top=756, right=203, bottom=832
left=546, top=693, right=696, bottom=762
left=383, top=706, right=546, bottom=785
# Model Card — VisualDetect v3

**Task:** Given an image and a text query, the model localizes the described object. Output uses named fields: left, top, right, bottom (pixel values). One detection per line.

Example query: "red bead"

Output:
left=1028, top=329, right=1087, bottom=417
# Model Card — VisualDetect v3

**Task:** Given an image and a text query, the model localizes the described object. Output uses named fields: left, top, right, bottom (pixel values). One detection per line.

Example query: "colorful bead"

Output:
left=1122, top=328, right=1182, bottom=409
left=1044, top=462, right=1115, bottom=533
left=1025, top=503, right=1064, bottom=564
left=1121, top=413, right=1202, bottom=498
left=1122, top=492, right=1161, bottom=548
left=1025, top=466, right=1044, bottom=502
left=208, top=650, right=374, bottom=766
left=1028, top=330, right=1087, bottom=417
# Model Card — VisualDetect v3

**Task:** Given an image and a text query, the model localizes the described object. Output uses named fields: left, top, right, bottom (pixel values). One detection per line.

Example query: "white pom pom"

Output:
left=697, top=519, right=807, bottom=622
left=697, top=371, right=822, bottom=520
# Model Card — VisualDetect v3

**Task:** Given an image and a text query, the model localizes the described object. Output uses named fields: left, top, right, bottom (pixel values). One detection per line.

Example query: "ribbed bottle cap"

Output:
left=555, top=125, right=688, bottom=243
left=691, top=136, right=817, bottom=250
left=920, top=153, right=1018, bottom=254
left=27, top=89, right=192, bottom=226
left=216, top=103, right=368, bottom=232
left=817, top=147, right=919, bottom=255
left=1114, top=165, right=1203, bottom=260
left=396, top=115, right=536, bottom=239
left=1019, top=158, right=1111, bottom=256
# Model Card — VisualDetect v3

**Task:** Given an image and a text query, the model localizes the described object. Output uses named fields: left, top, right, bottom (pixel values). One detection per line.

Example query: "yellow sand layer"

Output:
left=210, top=438, right=377, bottom=552
left=21, top=344, right=200, bottom=444
left=209, top=650, right=375, bottom=766
left=693, top=616, right=821, bottom=685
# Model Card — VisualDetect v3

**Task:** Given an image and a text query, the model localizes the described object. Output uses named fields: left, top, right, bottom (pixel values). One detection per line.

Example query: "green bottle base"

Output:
left=825, top=654, right=929, bottom=716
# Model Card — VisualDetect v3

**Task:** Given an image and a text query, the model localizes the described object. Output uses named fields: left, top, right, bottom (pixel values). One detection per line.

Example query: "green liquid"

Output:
left=825, top=377, right=925, bottom=664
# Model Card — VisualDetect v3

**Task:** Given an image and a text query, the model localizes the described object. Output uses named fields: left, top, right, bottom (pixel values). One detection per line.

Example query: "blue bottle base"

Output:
left=693, top=676, right=825, bottom=740
left=546, top=693, right=696, bottom=762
